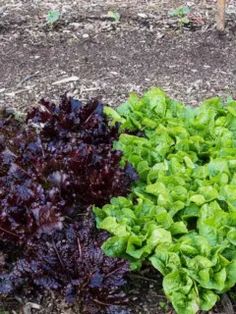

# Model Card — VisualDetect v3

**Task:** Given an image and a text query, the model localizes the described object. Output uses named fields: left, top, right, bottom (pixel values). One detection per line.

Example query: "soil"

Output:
left=1, top=0, right=236, bottom=313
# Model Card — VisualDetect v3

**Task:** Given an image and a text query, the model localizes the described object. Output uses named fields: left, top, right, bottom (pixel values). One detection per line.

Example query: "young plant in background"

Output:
left=107, top=10, right=121, bottom=23
left=47, top=9, right=60, bottom=27
left=168, top=5, right=191, bottom=28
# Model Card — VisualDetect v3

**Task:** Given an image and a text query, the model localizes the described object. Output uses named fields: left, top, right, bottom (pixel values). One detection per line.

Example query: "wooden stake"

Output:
left=216, top=0, right=226, bottom=31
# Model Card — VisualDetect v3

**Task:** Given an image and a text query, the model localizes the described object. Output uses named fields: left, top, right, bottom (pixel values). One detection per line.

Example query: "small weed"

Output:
left=47, top=10, right=60, bottom=26
left=169, top=6, right=190, bottom=18
left=107, top=10, right=121, bottom=23
left=159, top=301, right=168, bottom=312
left=168, top=6, right=191, bottom=28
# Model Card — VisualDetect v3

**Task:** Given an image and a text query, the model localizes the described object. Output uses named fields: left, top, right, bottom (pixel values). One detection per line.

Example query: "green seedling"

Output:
left=168, top=6, right=191, bottom=28
left=47, top=10, right=60, bottom=26
left=107, top=10, right=121, bottom=23
left=159, top=301, right=168, bottom=312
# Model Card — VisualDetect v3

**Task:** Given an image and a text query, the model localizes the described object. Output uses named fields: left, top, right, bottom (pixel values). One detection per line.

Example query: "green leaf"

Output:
left=99, top=217, right=129, bottom=236
left=184, top=156, right=195, bottom=169
left=137, top=160, right=150, bottom=180
left=155, top=208, right=173, bottom=229
left=147, top=228, right=172, bottom=247
left=150, top=245, right=180, bottom=275
left=144, top=88, right=167, bottom=117
left=199, top=289, right=218, bottom=311
left=163, top=270, right=193, bottom=295
left=180, top=16, right=190, bottom=25
left=47, top=10, right=60, bottom=24
left=104, top=106, right=125, bottom=124
left=227, top=229, right=236, bottom=245
left=169, top=222, right=188, bottom=235
left=102, top=236, right=128, bottom=257
left=163, top=271, right=200, bottom=314
left=208, top=159, right=229, bottom=177
left=126, top=234, right=146, bottom=259
left=168, top=6, right=191, bottom=18
left=107, top=10, right=121, bottom=22
left=190, top=194, right=206, bottom=206
left=198, top=186, right=218, bottom=202
left=227, top=101, right=236, bottom=117
left=225, top=259, right=236, bottom=289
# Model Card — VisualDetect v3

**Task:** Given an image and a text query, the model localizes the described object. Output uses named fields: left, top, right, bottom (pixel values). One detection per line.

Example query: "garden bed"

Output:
left=1, top=1, right=236, bottom=313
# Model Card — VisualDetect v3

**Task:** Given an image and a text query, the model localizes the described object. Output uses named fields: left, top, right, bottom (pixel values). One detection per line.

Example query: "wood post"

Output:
left=216, top=0, right=226, bottom=31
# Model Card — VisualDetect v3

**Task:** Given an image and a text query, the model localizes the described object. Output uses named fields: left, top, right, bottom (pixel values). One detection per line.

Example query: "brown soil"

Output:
left=1, top=0, right=236, bottom=313
left=1, top=0, right=236, bottom=110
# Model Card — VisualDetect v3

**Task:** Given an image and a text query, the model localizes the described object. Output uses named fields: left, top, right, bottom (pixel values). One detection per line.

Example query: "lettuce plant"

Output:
left=95, top=88, right=236, bottom=314
left=0, top=96, right=135, bottom=245
left=0, top=95, right=136, bottom=312
left=0, top=211, right=129, bottom=313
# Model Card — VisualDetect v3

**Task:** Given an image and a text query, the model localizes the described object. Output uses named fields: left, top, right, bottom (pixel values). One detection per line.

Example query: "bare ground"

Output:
left=1, top=0, right=236, bottom=313
left=0, top=0, right=236, bottom=110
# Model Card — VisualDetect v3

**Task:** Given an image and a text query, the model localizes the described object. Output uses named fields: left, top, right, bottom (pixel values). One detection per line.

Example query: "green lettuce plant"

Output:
left=94, top=88, right=236, bottom=314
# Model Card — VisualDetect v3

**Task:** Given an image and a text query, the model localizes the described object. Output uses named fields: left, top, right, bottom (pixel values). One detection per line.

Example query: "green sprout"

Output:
left=107, top=10, right=121, bottom=23
left=168, top=6, right=191, bottom=28
left=47, top=10, right=60, bottom=26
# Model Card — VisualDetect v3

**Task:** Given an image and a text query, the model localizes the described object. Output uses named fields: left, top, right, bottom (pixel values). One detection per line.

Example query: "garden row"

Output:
left=1, top=88, right=236, bottom=314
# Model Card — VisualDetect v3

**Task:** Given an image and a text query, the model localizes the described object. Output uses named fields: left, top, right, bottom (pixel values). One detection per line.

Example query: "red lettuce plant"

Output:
left=0, top=95, right=136, bottom=311
left=0, top=96, right=136, bottom=244
left=0, top=211, right=129, bottom=313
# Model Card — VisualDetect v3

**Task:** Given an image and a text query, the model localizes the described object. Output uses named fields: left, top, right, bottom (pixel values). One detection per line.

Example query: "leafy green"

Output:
left=107, top=10, right=121, bottom=23
left=169, top=6, right=191, bottom=18
left=47, top=10, right=60, bottom=25
left=168, top=6, right=191, bottom=27
left=95, top=88, right=236, bottom=314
